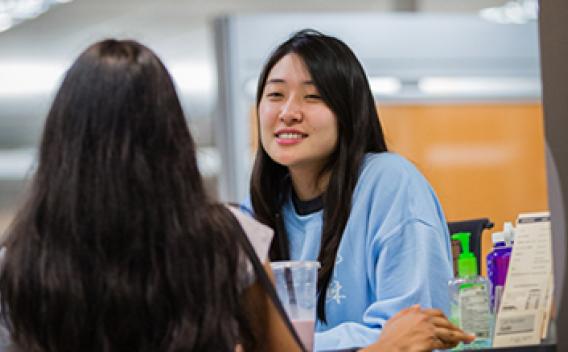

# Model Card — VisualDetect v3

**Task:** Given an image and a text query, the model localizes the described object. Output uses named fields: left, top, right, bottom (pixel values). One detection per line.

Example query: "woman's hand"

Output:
left=361, top=305, right=475, bottom=352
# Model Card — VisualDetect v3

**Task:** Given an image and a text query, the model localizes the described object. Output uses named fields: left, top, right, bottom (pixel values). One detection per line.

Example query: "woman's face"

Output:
left=258, top=53, right=338, bottom=174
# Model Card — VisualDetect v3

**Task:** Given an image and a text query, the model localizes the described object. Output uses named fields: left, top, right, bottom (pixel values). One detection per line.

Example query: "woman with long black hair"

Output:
left=0, top=39, right=293, bottom=352
left=248, top=29, right=454, bottom=351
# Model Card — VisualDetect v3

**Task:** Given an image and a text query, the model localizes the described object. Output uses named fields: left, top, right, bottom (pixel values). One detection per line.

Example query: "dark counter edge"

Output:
left=322, top=343, right=556, bottom=352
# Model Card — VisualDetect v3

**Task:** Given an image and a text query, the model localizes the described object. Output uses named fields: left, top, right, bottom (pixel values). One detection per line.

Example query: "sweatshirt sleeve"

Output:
left=368, top=219, right=452, bottom=318
left=314, top=219, right=452, bottom=351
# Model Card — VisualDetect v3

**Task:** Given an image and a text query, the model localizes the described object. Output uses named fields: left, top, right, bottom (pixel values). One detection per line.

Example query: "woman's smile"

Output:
left=275, top=128, right=308, bottom=145
left=258, top=53, right=338, bottom=171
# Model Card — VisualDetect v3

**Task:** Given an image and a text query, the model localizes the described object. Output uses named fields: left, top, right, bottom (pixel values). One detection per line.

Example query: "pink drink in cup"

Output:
left=270, top=261, right=319, bottom=351
left=292, top=319, right=315, bottom=351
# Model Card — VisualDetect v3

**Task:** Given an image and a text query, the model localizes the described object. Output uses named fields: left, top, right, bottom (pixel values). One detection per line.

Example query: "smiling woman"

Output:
left=258, top=53, right=338, bottom=200
left=247, top=29, right=454, bottom=351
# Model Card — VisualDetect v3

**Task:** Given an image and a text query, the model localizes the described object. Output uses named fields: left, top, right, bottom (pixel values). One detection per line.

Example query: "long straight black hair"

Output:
left=0, top=40, right=260, bottom=352
left=250, top=29, right=388, bottom=323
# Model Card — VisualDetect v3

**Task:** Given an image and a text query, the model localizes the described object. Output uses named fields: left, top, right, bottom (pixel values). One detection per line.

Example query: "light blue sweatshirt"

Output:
left=245, top=153, right=453, bottom=351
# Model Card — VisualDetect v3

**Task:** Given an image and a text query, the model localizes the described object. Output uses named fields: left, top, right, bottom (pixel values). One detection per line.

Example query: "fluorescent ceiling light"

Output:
left=0, top=13, right=12, bottom=32
left=369, top=77, right=402, bottom=95
left=244, top=76, right=401, bottom=98
left=0, top=147, right=219, bottom=180
left=479, top=0, right=538, bottom=25
left=0, top=61, right=215, bottom=97
left=11, top=0, right=47, bottom=20
left=0, top=62, right=66, bottom=96
left=0, top=0, right=73, bottom=33
left=418, top=77, right=540, bottom=96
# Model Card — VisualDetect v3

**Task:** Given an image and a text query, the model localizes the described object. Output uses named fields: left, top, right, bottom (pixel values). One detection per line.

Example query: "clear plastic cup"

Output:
left=270, top=261, right=319, bottom=351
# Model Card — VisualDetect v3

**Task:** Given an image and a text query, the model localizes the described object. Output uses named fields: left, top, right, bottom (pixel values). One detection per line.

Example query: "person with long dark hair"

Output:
left=0, top=39, right=295, bottom=352
left=248, top=29, right=454, bottom=350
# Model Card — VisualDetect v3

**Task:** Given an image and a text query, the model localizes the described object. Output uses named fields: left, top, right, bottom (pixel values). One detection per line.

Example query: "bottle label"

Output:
left=494, top=285, right=504, bottom=313
left=459, top=285, right=491, bottom=339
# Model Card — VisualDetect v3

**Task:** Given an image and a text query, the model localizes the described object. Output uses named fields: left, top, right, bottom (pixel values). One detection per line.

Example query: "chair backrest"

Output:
left=447, top=218, right=494, bottom=276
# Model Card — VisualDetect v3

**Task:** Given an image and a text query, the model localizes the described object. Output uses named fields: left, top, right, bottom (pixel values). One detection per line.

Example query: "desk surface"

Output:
left=464, top=344, right=556, bottom=352
left=324, top=344, right=556, bottom=352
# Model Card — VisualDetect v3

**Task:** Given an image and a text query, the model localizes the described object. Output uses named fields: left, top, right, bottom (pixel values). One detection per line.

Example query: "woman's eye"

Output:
left=305, top=94, right=322, bottom=100
left=266, top=92, right=283, bottom=98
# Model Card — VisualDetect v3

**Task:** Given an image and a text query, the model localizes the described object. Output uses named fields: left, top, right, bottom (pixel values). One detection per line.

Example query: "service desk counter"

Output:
left=323, top=344, right=556, bottom=352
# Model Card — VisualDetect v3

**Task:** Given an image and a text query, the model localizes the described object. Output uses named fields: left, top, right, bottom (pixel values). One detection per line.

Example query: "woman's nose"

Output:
left=278, top=97, right=303, bottom=124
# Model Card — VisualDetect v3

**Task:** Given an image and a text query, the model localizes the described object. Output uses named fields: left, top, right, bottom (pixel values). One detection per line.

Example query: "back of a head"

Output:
left=40, top=39, right=204, bottom=200
left=0, top=40, right=252, bottom=352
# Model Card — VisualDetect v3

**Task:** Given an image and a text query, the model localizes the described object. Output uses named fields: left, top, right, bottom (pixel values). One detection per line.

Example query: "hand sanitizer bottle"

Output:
left=449, top=232, right=493, bottom=349
left=486, top=222, right=514, bottom=314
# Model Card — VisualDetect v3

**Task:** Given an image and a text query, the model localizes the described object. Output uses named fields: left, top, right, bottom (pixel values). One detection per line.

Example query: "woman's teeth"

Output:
left=278, top=133, right=304, bottom=139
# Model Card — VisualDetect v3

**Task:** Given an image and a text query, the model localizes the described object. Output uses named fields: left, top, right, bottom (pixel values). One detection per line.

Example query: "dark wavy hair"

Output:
left=0, top=40, right=260, bottom=352
left=250, top=29, right=388, bottom=323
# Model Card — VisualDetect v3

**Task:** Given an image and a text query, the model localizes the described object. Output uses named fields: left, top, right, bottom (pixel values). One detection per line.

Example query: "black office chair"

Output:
left=448, top=218, right=494, bottom=275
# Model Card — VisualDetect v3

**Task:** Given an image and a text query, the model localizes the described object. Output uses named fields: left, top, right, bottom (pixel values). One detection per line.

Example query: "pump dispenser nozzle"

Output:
left=503, top=222, right=515, bottom=245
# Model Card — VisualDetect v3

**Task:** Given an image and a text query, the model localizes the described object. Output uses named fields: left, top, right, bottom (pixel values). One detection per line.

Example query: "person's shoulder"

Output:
left=227, top=206, right=271, bottom=235
left=226, top=205, right=273, bottom=262
left=354, top=152, right=439, bottom=211
left=360, top=152, right=423, bottom=184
